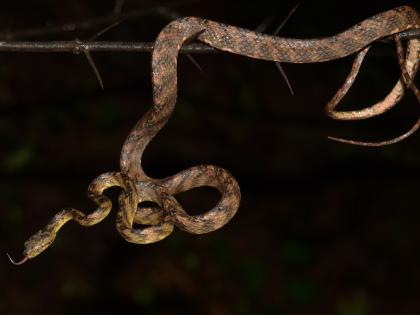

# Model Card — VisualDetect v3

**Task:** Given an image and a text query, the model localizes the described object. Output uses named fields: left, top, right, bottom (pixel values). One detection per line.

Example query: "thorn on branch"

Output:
left=275, top=62, right=294, bottom=95
left=90, top=20, right=123, bottom=41
left=273, top=2, right=300, bottom=36
left=272, top=3, right=300, bottom=96
left=185, top=54, right=204, bottom=73
left=84, top=50, right=104, bottom=89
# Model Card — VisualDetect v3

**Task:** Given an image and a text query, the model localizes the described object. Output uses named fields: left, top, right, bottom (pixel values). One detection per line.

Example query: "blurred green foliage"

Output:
left=337, top=291, right=370, bottom=315
left=2, top=144, right=34, bottom=172
left=287, top=278, right=319, bottom=305
left=133, top=284, right=157, bottom=307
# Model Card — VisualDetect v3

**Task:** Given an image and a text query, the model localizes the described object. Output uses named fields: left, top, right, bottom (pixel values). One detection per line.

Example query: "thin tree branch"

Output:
left=0, top=28, right=417, bottom=55
left=397, top=28, right=420, bottom=41
left=0, top=40, right=218, bottom=53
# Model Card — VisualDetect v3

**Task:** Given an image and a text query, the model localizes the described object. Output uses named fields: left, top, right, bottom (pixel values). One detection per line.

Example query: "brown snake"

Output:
left=8, top=6, right=420, bottom=264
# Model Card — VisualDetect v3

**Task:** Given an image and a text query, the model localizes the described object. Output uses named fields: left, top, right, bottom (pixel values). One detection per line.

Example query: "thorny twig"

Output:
left=0, top=28, right=417, bottom=54
left=0, top=41, right=217, bottom=53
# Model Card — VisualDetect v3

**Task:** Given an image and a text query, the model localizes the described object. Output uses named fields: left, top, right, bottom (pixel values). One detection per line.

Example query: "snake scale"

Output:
left=8, top=6, right=420, bottom=264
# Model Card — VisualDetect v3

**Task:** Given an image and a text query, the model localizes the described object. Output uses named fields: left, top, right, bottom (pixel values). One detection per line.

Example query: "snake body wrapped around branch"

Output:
left=9, top=6, right=420, bottom=264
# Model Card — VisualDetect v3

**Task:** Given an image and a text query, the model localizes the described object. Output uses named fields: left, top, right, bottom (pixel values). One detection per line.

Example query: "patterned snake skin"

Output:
left=9, top=6, right=420, bottom=264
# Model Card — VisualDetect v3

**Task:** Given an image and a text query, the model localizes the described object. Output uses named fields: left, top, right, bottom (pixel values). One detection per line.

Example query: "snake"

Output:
left=8, top=6, right=420, bottom=264
left=327, top=34, right=420, bottom=146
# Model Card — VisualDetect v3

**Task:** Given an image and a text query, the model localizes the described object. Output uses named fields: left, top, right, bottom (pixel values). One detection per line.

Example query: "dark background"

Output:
left=1, top=0, right=420, bottom=314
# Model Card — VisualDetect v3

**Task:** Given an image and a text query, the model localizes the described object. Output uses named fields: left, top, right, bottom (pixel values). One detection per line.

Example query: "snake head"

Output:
left=7, top=229, right=55, bottom=265
left=22, top=229, right=56, bottom=260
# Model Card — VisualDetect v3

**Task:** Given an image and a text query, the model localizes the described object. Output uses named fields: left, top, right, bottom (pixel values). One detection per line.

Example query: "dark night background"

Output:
left=1, top=0, right=420, bottom=314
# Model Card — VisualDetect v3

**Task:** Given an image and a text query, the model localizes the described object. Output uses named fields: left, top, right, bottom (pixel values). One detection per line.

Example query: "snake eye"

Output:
left=23, top=230, right=55, bottom=259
